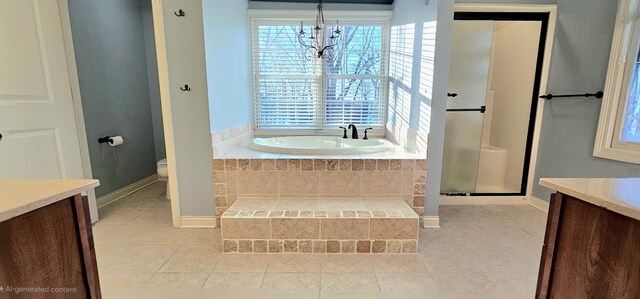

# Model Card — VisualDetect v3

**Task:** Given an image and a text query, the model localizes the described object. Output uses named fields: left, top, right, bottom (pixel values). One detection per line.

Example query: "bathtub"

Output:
left=249, top=136, right=395, bottom=155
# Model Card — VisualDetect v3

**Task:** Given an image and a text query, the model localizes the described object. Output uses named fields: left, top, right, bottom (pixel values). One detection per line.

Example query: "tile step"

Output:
left=221, top=197, right=419, bottom=253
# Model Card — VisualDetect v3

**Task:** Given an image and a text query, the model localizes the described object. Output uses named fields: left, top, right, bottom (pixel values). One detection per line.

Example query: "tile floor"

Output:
left=93, top=182, right=547, bottom=299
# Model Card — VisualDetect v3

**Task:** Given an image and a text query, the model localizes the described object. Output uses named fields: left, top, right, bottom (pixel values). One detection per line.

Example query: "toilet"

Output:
left=157, top=158, right=170, bottom=199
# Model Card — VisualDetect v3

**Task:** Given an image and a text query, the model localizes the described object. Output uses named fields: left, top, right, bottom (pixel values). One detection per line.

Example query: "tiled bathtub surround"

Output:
left=212, top=158, right=428, bottom=224
left=221, top=197, right=419, bottom=253
left=211, top=124, right=253, bottom=156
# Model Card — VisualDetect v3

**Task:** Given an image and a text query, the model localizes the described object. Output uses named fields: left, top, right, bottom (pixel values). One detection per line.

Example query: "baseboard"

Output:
left=97, top=174, right=158, bottom=209
left=528, top=195, right=549, bottom=212
left=423, top=216, right=440, bottom=228
left=180, top=216, right=217, bottom=228
left=440, top=195, right=529, bottom=205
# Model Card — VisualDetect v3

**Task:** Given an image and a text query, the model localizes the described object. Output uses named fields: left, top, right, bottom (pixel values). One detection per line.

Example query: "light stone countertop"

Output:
left=540, top=178, right=640, bottom=221
left=0, top=179, right=99, bottom=222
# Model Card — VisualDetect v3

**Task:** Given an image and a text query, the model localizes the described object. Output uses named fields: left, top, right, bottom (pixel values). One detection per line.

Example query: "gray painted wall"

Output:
left=69, top=0, right=158, bottom=197
left=142, top=6, right=167, bottom=161
left=533, top=0, right=640, bottom=200
left=203, top=0, right=253, bottom=132
left=161, top=0, right=215, bottom=217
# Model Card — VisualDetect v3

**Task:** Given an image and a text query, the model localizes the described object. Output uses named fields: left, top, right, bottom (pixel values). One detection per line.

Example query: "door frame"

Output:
left=57, top=0, right=99, bottom=223
left=444, top=4, right=557, bottom=202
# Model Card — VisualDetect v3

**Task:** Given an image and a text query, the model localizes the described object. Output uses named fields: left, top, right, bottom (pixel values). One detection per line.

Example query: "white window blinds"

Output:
left=252, top=21, right=387, bottom=130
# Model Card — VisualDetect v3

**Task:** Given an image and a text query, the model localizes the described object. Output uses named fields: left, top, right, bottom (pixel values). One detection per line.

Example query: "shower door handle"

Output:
left=446, top=106, right=486, bottom=113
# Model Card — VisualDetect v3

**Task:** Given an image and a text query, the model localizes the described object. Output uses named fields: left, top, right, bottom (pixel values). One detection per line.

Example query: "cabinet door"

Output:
left=0, top=198, right=89, bottom=298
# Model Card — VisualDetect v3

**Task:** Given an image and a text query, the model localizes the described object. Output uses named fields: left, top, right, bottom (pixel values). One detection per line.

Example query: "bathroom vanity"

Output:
left=0, top=180, right=101, bottom=299
left=536, top=178, right=640, bottom=299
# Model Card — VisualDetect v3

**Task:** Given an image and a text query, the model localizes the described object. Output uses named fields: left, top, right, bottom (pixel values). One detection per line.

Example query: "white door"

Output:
left=0, top=0, right=93, bottom=211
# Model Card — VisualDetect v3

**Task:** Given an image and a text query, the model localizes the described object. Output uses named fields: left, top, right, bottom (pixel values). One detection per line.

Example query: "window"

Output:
left=251, top=20, right=388, bottom=132
left=594, top=0, right=640, bottom=163
left=386, top=24, right=414, bottom=148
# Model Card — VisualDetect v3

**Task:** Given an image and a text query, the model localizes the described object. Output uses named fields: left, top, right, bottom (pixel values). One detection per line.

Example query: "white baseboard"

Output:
left=97, top=174, right=158, bottom=209
left=440, top=195, right=529, bottom=205
left=180, top=216, right=217, bottom=228
left=528, top=196, right=549, bottom=212
left=423, top=216, right=440, bottom=228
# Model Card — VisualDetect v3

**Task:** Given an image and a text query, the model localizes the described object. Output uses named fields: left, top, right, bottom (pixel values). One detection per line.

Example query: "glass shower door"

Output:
left=440, top=21, right=492, bottom=194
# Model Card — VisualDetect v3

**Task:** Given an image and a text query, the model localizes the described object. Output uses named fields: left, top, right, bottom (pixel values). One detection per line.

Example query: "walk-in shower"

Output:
left=441, top=12, right=549, bottom=196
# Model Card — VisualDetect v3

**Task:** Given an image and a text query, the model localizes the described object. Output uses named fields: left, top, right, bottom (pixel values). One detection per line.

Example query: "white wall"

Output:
left=390, top=0, right=455, bottom=219
left=487, top=22, right=540, bottom=192
left=203, top=0, right=253, bottom=133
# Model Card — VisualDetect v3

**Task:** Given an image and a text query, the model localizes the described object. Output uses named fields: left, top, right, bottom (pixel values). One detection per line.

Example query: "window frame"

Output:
left=248, top=9, right=392, bottom=137
left=594, top=0, right=640, bottom=164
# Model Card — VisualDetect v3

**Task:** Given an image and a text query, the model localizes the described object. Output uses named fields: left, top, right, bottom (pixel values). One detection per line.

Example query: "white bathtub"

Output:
left=249, top=136, right=395, bottom=155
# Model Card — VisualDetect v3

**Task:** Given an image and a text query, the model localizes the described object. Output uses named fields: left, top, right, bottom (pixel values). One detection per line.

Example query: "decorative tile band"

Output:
left=214, top=158, right=426, bottom=172
left=222, top=209, right=418, bottom=219
left=222, top=239, right=418, bottom=254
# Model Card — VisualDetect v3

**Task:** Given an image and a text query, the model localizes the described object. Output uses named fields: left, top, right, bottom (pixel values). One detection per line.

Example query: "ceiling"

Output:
left=251, top=0, right=394, bottom=4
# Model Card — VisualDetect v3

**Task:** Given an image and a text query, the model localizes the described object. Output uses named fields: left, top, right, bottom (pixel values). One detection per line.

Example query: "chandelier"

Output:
left=297, top=0, right=341, bottom=61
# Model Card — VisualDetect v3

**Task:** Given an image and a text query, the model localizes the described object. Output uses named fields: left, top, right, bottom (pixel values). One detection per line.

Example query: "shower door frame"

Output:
left=441, top=4, right=557, bottom=200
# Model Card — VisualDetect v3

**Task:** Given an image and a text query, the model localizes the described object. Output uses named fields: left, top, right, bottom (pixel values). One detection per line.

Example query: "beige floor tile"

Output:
left=521, top=224, right=546, bottom=243
left=267, top=254, right=321, bottom=272
left=146, top=272, right=209, bottom=288
left=129, top=206, right=174, bottom=225
left=462, top=245, right=536, bottom=273
left=418, top=243, right=483, bottom=272
left=321, top=290, right=378, bottom=299
left=103, top=244, right=181, bottom=273
left=111, top=195, right=168, bottom=210
left=212, top=254, right=269, bottom=273
left=95, top=244, right=136, bottom=271
left=93, top=184, right=548, bottom=299
left=203, top=272, right=266, bottom=289
left=320, top=272, right=379, bottom=293
left=139, top=287, right=202, bottom=299
left=139, top=226, right=197, bottom=245
left=95, top=207, right=147, bottom=228
left=186, top=228, right=223, bottom=246
left=269, top=289, right=321, bottom=299
left=484, top=271, right=538, bottom=298
left=94, top=223, right=165, bottom=245
left=128, top=181, right=168, bottom=197
left=320, top=254, right=373, bottom=272
left=100, top=272, right=154, bottom=298
left=261, top=272, right=320, bottom=291
left=479, top=226, right=540, bottom=249
left=430, top=272, right=492, bottom=294
left=371, top=255, right=427, bottom=273
left=159, top=244, right=220, bottom=273
left=199, top=288, right=269, bottom=299
left=375, top=272, right=439, bottom=293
